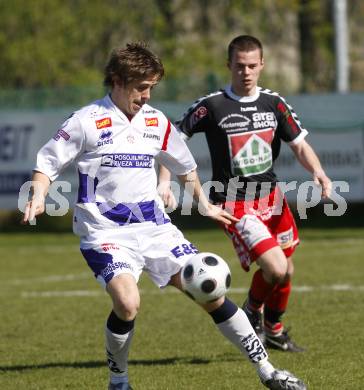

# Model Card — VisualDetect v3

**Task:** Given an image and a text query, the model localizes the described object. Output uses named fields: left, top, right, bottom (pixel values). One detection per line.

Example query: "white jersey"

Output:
left=35, top=94, right=196, bottom=243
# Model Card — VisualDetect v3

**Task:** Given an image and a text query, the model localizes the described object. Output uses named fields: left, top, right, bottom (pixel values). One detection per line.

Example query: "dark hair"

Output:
left=104, top=42, right=164, bottom=87
left=228, top=35, right=263, bottom=62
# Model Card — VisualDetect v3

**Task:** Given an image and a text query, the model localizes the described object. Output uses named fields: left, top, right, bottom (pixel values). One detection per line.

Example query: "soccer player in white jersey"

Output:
left=22, top=42, right=306, bottom=390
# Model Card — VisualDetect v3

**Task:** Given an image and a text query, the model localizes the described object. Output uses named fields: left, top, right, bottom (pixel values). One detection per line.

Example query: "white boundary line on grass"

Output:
left=21, top=284, right=364, bottom=298
left=4, top=272, right=91, bottom=285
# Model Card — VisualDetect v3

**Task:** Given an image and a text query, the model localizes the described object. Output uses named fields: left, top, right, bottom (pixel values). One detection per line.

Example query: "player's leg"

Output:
left=105, top=274, right=140, bottom=389
left=169, top=272, right=306, bottom=390
left=247, top=245, right=288, bottom=322
left=169, top=273, right=273, bottom=380
left=261, top=197, right=304, bottom=352
left=263, top=256, right=304, bottom=352
left=80, top=243, right=142, bottom=390
left=143, top=222, right=306, bottom=389
left=228, top=213, right=288, bottom=342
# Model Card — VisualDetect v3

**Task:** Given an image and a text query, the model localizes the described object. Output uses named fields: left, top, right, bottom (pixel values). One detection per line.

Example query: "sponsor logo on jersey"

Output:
left=95, top=117, right=112, bottom=129
left=144, top=117, right=158, bottom=126
left=143, top=133, right=160, bottom=140
left=101, top=243, right=120, bottom=251
left=252, top=112, right=277, bottom=129
left=97, top=130, right=113, bottom=146
left=101, top=153, right=153, bottom=168
left=218, top=113, right=250, bottom=131
left=53, top=128, right=70, bottom=141
left=277, top=102, right=299, bottom=134
left=228, top=129, right=273, bottom=176
left=277, top=227, right=294, bottom=249
left=142, top=109, right=157, bottom=114
left=241, top=106, right=257, bottom=112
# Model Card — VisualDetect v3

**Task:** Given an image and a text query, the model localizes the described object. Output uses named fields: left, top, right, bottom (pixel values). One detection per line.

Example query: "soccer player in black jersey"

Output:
left=159, top=35, right=332, bottom=352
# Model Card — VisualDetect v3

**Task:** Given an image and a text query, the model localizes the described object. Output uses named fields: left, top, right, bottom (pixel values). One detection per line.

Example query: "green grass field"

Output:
left=1, top=228, right=364, bottom=389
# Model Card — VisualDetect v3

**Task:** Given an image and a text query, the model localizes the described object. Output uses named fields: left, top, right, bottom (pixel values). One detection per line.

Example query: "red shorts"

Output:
left=220, top=187, right=299, bottom=272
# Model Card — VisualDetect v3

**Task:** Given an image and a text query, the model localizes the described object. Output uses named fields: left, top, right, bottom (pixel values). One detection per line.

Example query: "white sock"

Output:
left=105, top=326, right=134, bottom=382
left=256, top=360, right=276, bottom=382
left=216, top=308, right=275, bottom=380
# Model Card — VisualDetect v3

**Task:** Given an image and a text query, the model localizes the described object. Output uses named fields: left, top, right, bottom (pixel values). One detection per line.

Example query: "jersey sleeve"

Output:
left=34, top=114, right=85, bottom=181
left=175, top=99, right=210, bottom=138
left=155, top=120, right=197, bottom=176
left=275, top=97, right=308, bottom=145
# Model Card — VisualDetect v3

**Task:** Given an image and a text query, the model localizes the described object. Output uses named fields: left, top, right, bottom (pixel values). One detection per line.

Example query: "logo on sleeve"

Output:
left=194, top=106, right=207, bottom=120
left=145, top=117, right=159, bottom=127
left=53, top=129, right=70, bottom=141
left=95, top=117, right=112, bottom=130
left=190, top=106, right=208, bottom=127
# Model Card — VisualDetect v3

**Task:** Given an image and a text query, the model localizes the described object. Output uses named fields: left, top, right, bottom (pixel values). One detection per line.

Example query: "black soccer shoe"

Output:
left=262, top=370, right=307, bottom=390
left=242, top=300, right=266, bottom=344
left=265, top=328, right=305, bottom=352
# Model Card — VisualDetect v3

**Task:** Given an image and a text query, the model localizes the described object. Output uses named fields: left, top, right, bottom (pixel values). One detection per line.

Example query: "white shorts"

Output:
left=80, top=222, right=199, bottom=288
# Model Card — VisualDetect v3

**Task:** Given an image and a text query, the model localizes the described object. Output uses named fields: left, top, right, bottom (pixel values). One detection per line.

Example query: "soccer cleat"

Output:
left=108, top=382, right=133, bottom=390
left=265, top=328, right=305, bottom=352
left=262, top=370, right=307, bottom=390
left=242, top=300, right=266, bottom=344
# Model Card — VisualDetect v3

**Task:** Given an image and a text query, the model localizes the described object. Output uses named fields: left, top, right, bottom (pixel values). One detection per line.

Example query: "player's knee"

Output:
left=258, top=248, right=288, bottom=284
left=269, top=268, right=287, bottom=285
left=113, top=297, right=140, bottom=321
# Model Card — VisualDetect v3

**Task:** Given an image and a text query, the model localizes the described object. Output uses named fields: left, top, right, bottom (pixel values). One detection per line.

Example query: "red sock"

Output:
left=248, top=269, right=275, bottom=311
left=264, top=280, right=291, bottom=334
left=265, top=280, right=291, bottom=313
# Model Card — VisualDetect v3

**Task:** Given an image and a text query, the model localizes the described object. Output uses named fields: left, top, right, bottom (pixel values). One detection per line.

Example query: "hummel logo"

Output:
left=241, top=106, right=257, bottom=112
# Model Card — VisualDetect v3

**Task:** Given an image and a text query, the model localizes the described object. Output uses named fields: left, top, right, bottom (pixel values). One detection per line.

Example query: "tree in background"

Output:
left=298, top=0, right=334, bottom=92
left=0, top=0, right=362, bottom=100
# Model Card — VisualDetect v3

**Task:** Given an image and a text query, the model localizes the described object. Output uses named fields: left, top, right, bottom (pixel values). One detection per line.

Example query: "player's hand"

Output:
left=21, top=195, right=46, bottom=225
left=157, top=181, right=178, bottom=210
left=313, top=170, right=332, bottom=199
left=202, top=203, right=239, bottom=225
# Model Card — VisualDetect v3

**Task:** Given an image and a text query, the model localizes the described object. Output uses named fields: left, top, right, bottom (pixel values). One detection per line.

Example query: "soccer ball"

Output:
left=181, top=252, right=231, bottom=304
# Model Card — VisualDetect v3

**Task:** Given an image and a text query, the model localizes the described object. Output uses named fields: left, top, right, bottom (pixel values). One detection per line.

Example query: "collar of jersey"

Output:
left=105, top=93, right=141, bottom=122
left=225, top=85, right=261, bottom=103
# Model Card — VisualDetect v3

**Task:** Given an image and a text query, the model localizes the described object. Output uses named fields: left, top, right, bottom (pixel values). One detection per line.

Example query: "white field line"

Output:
left=3, top=272, right=91, bottom=285
left=21, top=284, right=364, bottom=298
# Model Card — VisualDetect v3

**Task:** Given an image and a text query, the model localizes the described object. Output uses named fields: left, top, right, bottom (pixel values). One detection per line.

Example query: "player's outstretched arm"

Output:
left=21, top=171, right=51, bottom=224
left=177, top=169, right=238, bottom=225
left=290, top=139, right=332, bottom=198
